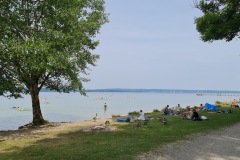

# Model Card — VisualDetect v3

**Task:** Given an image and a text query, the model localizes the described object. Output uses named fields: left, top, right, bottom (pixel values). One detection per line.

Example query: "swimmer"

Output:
left=104, top=103, right=107, bottom=108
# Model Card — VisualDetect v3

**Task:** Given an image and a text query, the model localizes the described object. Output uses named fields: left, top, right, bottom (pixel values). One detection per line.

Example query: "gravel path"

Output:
left=137, top=123, right=240, bottom=160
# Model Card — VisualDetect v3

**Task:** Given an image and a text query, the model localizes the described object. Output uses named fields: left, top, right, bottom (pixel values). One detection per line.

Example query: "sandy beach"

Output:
left=0, top=118, right=117, bottom=141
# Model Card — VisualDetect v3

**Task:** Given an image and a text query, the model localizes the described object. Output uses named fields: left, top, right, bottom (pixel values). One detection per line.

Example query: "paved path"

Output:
left=138, top=123, right=240, bottom=160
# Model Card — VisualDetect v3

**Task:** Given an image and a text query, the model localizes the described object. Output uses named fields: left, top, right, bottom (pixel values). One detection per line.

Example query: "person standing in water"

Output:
left=104, top=103, right=107, bottom=112
left=104, top=103, right=107, bottom=108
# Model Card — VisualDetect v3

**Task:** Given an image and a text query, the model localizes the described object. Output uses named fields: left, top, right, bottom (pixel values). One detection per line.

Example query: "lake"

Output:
left=0, top=91, right=238, bottom=131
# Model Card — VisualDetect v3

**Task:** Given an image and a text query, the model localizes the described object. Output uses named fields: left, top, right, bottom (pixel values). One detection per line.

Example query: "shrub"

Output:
left=112, top=115, right=121, bottom=118
left=128, top=111, right=139, bottom=115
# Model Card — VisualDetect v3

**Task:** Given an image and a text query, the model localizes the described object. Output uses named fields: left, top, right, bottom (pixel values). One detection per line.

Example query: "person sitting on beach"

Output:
left=137, top=110, right=145, bottom=120
left=230, top=99, right=239, bottom=108
left=229, top=99, right=238, bottom=105
left=199, top=103, right=205, bottom=110
left=233, top=99, right=238, bottom=103
left=192, top=109, right=202, bottom=121
left=175, top=104, right=181, bottom=115
left=164, top=105, right=170, bottom=115
left=125, top=117, right=131, bottom=122
left=170, top=109, right=175, bottom=116
left=183, top=107, right=193, bottom=120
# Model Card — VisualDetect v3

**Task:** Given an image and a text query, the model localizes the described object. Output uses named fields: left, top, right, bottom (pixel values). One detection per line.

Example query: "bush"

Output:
left=112, top=115, right=121, bottom=118
left=215, top=101, right=221, bottom=105
left=128, top=111, right=139, bottom=115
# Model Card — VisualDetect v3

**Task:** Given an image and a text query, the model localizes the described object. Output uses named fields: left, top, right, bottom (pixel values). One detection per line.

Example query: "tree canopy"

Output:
left=0, top=0, right=108, bottom=125
left=195, top=0, right=240, bottom=42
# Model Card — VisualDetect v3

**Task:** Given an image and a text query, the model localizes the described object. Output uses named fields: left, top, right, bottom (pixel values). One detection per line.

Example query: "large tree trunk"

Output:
left=30, top=82, right=45, bottom=125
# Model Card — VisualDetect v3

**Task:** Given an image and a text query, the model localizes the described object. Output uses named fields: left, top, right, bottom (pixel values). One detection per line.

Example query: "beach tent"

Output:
left=205, top=103, right=218, bottom=111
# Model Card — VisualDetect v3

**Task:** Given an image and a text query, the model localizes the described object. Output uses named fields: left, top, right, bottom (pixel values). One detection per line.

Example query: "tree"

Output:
left=0, top=0, right=108, bottom=125
left=195, top=0, right=240, bottom=42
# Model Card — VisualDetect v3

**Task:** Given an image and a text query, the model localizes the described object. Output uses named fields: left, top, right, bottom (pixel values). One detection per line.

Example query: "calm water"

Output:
left=0, top=92, right=237, bottom=130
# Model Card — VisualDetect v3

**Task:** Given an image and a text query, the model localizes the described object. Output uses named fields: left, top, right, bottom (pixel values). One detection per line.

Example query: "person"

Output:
left=175, top=104, right=181, bottom=115
left=199, top=103, right=205, bottom=110
left=125, top=117, right=131, bottom=122
left=229, top=99, right=238, bottom=106
left=93, top=113, right=98, bottom=121
left=230, top=99, right=239, bottom=108
left=104, top=107, right=107, bottom=113
left=103, top=103, right=107, bottom=113
left=183, top=107, right=193, bottom=120
left=138, top=110, right=145, bottom=120
left=164, top=105, right=170, bottom=115
left=104, top=103, right=107, bottom=108
left=192, top=109, right=202, bottom=121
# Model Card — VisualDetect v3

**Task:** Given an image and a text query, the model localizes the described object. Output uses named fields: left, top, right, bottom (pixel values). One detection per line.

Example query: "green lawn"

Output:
left=1, top=108, right=240, bottom=160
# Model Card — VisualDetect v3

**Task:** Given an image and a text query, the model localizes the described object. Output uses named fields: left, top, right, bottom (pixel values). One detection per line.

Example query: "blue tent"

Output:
left=205, top=103, right=218, bottom=111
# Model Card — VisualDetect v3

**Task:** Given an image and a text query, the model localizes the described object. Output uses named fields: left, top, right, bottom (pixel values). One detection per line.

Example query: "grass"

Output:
left=1, top=108, right=240, bottom=160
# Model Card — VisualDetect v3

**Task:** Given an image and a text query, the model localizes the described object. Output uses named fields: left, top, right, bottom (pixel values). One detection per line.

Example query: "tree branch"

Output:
left=38, top=73, right=50, bottom=92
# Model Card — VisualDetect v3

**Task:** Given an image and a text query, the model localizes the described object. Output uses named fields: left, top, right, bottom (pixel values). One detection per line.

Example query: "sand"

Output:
left=0, top=118, right=117, bottom=140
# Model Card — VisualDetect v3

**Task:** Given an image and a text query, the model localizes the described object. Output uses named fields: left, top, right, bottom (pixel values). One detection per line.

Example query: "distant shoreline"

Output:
left=40, top=88, right=240, bottom=94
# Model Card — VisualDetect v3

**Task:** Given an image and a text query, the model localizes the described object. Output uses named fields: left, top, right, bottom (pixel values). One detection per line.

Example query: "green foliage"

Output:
left=195, top=0, right=240, bottom=42
left=112, top=114, right=121, bottom=118
left=153, top=109, right=160, bottom=112
left=215, top=101, right=221, bottom=104
left=128, top=111, right=139, bottom=115
left=0, top=0, right=108, bottom=97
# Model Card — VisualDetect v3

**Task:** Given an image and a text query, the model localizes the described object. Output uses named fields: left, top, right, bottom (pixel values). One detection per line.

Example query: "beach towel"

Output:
left=117, top=119, right=126, bottom=122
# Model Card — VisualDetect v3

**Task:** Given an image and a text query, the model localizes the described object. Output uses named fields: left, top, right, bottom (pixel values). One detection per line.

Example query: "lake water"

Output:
left=0, top=91, right=238, bottom=131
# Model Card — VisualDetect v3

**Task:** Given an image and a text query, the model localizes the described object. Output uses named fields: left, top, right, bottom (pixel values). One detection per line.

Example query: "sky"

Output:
left=84, top=0, right=240, bottom=91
